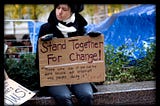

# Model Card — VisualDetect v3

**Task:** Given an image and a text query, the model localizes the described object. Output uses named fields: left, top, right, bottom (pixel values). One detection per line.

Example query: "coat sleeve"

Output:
left=38, top=23, right=52, bottom=39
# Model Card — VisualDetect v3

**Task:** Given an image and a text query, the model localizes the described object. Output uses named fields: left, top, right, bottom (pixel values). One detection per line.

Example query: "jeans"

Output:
left=47, top=83, right=93, bottom=106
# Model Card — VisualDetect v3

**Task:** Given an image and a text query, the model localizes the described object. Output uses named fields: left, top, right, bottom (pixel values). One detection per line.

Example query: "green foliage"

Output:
left=105, top=42, right=156, bottom=83
left=4, top=4, right=54, bottom=19
left=129, top=43, right=156, bottom=81
left=105, top=44, right=134, bottom=83
left=5, top=53, right=39, bottom=90
left=81, top=5, right=98, bottom=16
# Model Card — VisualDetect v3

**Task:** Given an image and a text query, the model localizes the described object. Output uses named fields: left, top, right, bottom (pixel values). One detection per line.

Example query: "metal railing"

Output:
left=4, top=19, right=36, bottom=36
left=4, top=19, right=37, bottom=57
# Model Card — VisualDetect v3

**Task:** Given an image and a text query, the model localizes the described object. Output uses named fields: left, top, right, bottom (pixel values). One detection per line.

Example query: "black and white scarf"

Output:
left=56, top=13, right=77, bottom=38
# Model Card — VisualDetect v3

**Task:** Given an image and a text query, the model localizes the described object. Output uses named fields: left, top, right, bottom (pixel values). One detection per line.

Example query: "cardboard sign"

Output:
left=38, top=35, right=105, bottom=87
left=4, top=78, right=36, bottom=105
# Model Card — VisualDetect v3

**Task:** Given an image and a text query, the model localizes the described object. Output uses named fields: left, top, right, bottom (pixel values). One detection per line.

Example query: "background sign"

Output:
left=4, top=78, right=35, bottom=105
left=38, top=35, right=105, bottom=87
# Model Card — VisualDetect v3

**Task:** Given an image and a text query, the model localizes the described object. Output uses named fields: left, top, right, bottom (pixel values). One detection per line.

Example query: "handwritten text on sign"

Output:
left=39, top=35, right=105, bottom=87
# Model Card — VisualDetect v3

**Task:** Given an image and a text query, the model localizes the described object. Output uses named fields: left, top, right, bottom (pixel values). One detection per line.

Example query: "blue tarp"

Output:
left=85, top=4, right=156, bottom=59
left=28, top=21, right=44, bottom=53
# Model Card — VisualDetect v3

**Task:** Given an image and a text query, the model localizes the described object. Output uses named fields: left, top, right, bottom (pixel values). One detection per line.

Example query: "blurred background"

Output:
left=4, top=4, right=140, bottom=54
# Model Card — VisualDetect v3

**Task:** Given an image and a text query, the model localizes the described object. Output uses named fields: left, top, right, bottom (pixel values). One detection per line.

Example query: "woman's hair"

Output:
left=54, top=3, right=84, bottom=13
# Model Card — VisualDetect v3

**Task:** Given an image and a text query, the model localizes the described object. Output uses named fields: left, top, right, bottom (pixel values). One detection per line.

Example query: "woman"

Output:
left=36, top=3, right=99, bottom=106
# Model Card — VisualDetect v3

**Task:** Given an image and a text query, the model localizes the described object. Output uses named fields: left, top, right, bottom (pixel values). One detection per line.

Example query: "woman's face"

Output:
left=56, top=4, right=72, bottom=21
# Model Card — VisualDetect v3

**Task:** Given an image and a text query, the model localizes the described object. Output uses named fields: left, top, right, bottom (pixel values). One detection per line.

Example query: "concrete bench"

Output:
left=23, top=81, right=156, bottom=106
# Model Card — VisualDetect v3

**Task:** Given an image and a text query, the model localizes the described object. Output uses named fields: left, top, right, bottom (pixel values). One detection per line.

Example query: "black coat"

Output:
left=36, top=10, right=98, bottom=95
left=36, top=9, right=87, bottom=70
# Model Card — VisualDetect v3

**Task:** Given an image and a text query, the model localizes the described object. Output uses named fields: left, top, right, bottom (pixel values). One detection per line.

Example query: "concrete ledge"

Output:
left=93, top=88, right=155, bottom=105
left=23, top=81, right=156, bottom=105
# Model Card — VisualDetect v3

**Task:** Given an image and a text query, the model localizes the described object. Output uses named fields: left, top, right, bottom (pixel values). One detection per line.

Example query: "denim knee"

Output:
left=47, top=86, right=73, bottom=106
left=55, top=93, right=72, bottom=100
left=54, top=94, right=73, bottom=106
left=78, top=93, right=93, bottom=106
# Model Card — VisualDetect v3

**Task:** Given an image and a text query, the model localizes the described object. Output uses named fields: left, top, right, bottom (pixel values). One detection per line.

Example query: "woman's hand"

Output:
left=87, top=32, right=101, bottom=37
left=41, top=34, right=54, bottom=41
